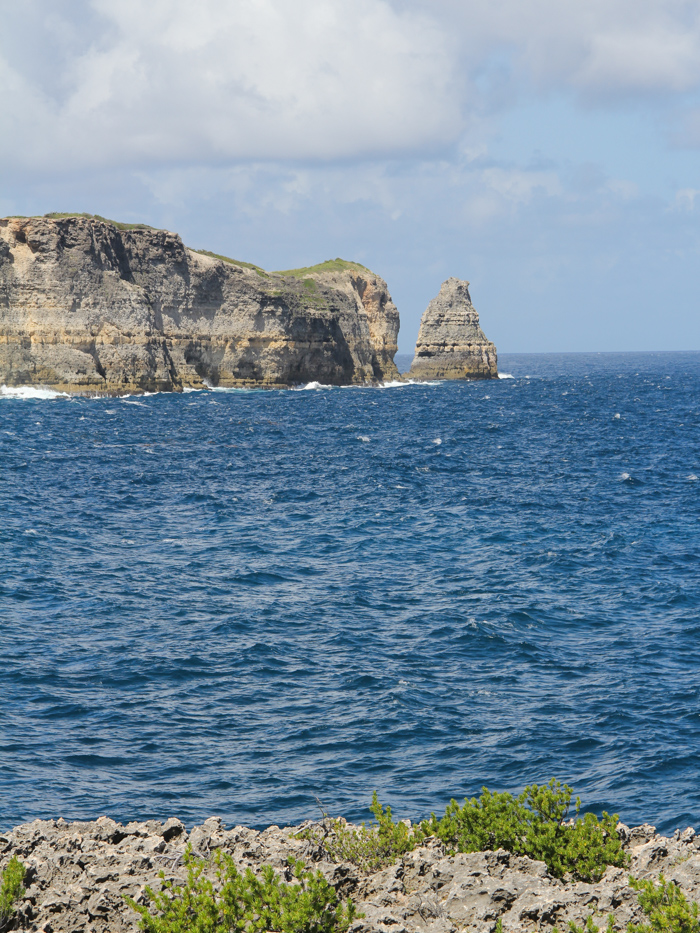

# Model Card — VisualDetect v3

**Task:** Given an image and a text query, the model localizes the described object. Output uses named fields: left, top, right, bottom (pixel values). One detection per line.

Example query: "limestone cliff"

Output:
left=409, top=277, right=497, bottom=380
left=0, top=216, right=401, bottom=393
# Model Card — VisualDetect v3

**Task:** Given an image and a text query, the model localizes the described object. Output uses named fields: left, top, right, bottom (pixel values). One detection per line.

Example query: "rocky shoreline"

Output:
left=2, top=816, right=698, bottom=932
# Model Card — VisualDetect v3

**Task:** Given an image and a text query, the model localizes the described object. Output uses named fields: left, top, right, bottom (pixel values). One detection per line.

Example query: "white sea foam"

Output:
left=688, top=474, right=698, bottom=482
left=342, top=379, right=440, bottom=390
left=613, top=413, right=621, bottom=420
left=498, top=373, right=514, bottom=379
left=209, top=386, right=259, bottom=394
left=0, top=385, right=69, bottom=400
left=378, top=379, right=420, bottom=388
left=433, top=438, right=442, bottom=445
left=357, top=435, right=370, bottom=442
left=296, top=381, right=334, bottom=391
left=620, top=472, right=632, bottom=481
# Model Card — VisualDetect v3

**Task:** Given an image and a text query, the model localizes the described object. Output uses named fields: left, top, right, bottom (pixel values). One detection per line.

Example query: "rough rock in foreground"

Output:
left=0, top=216, right=400, bottom=393
left=1, top=817, right=699, bottom=933
left=409, top=278, right=497, bottom=380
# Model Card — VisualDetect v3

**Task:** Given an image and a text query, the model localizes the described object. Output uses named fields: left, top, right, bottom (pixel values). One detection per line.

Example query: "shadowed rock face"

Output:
left=409, top=277, right=497, bottom=380
left=0, top=217, right=400, bottom=393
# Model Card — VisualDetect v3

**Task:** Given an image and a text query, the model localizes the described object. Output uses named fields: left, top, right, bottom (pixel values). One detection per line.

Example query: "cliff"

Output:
left=409, top=277, right=497, bottom=379
left=1, top=817, right=698, bottom=933
left=0, top=216, right=400, bottom=393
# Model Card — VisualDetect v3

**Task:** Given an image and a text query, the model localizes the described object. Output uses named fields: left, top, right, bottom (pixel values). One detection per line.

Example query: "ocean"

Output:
left=1, top=351, right=699, bottom=834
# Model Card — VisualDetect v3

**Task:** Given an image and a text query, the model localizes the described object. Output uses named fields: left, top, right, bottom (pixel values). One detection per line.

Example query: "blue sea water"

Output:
left=1, top=351, right=699, bottom=835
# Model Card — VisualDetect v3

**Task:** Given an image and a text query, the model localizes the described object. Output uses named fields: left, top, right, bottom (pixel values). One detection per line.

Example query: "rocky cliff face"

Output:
left=409, top=277, right=497, bottom=380
left=0, top=817, right=697, bottom=933
left=0, top=216, right=400, bottom=393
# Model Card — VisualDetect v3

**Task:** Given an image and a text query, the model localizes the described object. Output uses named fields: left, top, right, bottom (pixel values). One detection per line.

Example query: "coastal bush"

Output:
left=0, top=856, right=25, bottom=932
left=298, top=791, right=426, bottom=872
left=563, top=875, right=700, bottom=933
left=561, top=914, right=616, bottom=933
left=627, top=875, right=700, bottom=933
left=127, top=847, right=357, bottom=933
left=302, top=780, right=626, bottom=881
left=423, top=778, right=628, bottom=881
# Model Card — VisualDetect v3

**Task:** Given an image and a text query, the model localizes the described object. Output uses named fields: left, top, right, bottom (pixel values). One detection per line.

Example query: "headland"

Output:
left=0, top=215, right=400, bottom=394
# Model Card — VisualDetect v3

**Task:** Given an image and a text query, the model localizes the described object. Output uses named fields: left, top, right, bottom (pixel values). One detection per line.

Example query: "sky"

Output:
left=2, top=0, right=700, bottom=353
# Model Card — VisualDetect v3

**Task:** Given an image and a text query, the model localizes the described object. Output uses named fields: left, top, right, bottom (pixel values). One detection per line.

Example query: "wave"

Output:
left=498, top=373, right=515, bottom=379
left=375, top=379, right=440, bottom=389
left=294, top=381, right=336, bottom=391
left=0, top=385, right=69, bottom=400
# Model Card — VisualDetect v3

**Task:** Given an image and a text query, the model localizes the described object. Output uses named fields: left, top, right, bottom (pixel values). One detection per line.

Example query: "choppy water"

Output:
left=1, top=351, right=699, bottom=834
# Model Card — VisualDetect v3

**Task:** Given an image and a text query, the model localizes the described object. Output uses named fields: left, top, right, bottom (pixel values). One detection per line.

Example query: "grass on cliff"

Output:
left=273, top=258, right=373, bottom=278
left=127, top=848, right=358, bottom=933
left=43, top=212, right=155, bottom=230
left=0, top=856, right=25, bottom=932
left=193, top=250, right=268, bottom=277
left=301, top=779, right=628, bottom=882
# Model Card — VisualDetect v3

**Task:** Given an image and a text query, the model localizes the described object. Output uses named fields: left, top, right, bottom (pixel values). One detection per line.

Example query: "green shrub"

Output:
left=298, top=791, right=426, bottom=873
left=627, top=875, right=700, bottom=933
left=0, top=856, right=25, bottom=932
left=565, top=914, right=616, bottom=933
left=127, top=847, right=357, bottom=933
left=423, top=778, right=628, bottom=882
left=561, top=875, right=700, bottom=933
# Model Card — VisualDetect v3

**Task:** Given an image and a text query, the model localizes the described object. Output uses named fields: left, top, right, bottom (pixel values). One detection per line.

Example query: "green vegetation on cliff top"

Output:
left=0, top=856, right=25, bottom=932
left=193, top=249, right=268, bottom=277
left=127, top=850, right=358, bottom=933
left=7, top=212, right=153, bottom=230
left=44, top=212, right=154, bottom=230
left=273, top=258, right=373, bottom=277
left=3, top=217, right=372, bottom=281
left=301, top=779, right=628, bottom=883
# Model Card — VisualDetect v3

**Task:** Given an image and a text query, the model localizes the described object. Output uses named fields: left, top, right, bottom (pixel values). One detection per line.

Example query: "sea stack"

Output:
left=0, top=215, right=400, bottom=393
left=409, top=277, right=497, bottom=380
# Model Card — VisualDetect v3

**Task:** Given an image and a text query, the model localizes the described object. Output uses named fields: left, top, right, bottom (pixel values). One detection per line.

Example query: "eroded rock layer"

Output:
left=0, top=216, right=401, bottom=393
left=0, top=817, right=698, bottom=933
left=409, top=277, right=497, bottom=380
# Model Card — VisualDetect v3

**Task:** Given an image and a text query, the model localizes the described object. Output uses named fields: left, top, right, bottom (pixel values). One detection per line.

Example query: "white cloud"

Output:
left=673, top=187, right=700, bottom=210
left=606, top=179, right=639, bottom=200
left=4, top=0, right=700, bottom=174
left=0, top=0, right=459, bottom=170
left=481, top=167, right=563, bottom=203
left=425, top=0, right=700, bottom=95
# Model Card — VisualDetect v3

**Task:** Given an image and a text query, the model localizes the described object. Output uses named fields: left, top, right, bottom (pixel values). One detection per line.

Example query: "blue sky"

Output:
left=2, top=1, right=700, bottom=353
